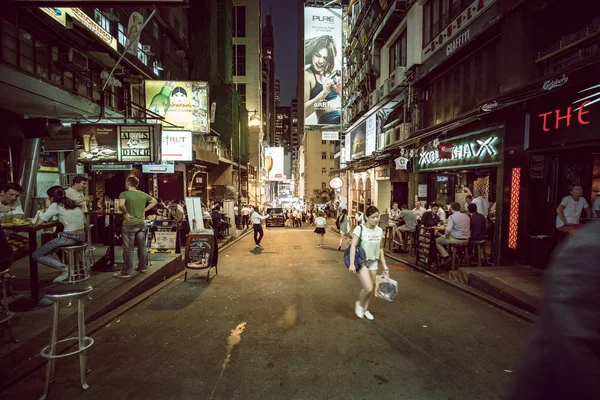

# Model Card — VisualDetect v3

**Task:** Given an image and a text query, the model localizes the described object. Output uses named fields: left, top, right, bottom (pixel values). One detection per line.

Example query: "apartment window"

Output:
left=322, top=140, right=327, bottom=145
left=153, top=60, right=161, bottom=76
left=233, top=6, right=246, bottom=38
left=152, top=21, right=159, bottom=40
left=330, top=153, right=335, bottom=160
left=94, top=9, right=111, bottom=33
left=232, top=44, right=246, bottom=76
left=321, top=182, right=327, bottom=190
left=173, top=17, right=180, bottom=36
left=19, top=29, right=34, bottom=73
left=118, top=23, right=126, bottom=47
left=330, top=141, right=336, bottom=145
left=423, top=0, right=469, bottom=47
left=35, top=40, right=49, bottom=79
left=322, top=168, right=327, bottom=175
left=235, top=83, right=247, bottom=104
left=137, top=43, right=148, bottom=65
left=389, top=30, right=407, bottom=73
left=1, top=21, right=17, bottom=66
left=321, top=152, right=327, bottom=160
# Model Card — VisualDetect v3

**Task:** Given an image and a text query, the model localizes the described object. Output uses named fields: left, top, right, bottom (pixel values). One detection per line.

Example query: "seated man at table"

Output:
left=396, top=204, right=417, bottom=249
left=421, top=202, right=441, bottom=227
left=435, top=202, right=471, bottom=267
left=0, top=182, right=24, bottom=223
left=412, top=201, right=427, bottom=218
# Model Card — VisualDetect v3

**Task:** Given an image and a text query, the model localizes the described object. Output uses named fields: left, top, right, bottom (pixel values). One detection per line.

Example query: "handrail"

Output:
left=536, top=20, right=600, bottom=61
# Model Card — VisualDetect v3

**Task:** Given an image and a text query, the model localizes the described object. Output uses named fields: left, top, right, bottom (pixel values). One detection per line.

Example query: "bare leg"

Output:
left=357, top=267, right=374, bottom=308
left=363, top=269, right=378, bottom=312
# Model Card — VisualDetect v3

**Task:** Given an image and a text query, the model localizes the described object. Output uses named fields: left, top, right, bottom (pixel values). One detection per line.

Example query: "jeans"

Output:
left=253, top=223, right=264, bottom=245
left=121, top=224, right=148, bottom=275
left=32, top=232, right=86, bottom=272
left=242, top=215, right=249, bottom=228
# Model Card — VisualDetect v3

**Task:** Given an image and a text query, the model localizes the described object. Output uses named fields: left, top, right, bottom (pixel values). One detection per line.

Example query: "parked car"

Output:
left=265, top=207, right=285, bottom=227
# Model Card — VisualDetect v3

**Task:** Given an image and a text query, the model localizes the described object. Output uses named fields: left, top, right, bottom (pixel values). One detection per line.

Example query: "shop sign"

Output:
left=543, top=75, right=569, bottom=91
left=151, top=220, right=178, bottom=254
left=437, top=142, right=453, bottom=159
left=91, top=164, right=133, bottom=171
left=394, top=156, right=409, bottom=170
left=43, top=129, right=74, bottom=152
left=418, top=135, right=500, bottom=169
left=119, top=125, right=154, bottom=162
left=329, top=177, right=343, bottom=189
left=142, top=162, right=175, bottom=174
left=322, top=131, right=339, bottom=141
left=481, top=101, right=499, bottom=112
left=537, top=101, right=591, bottom=132
left=67, top=8, right=118, bottom=51
left=41, top=8, right=67, bottom=27
left=162, top=130, right=193, bottom=161
left=446, top=29, right=470, bottom=57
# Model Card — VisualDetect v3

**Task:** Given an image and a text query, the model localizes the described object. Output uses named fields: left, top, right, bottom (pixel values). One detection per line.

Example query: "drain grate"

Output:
left=104, top=333, right=137, bottom=343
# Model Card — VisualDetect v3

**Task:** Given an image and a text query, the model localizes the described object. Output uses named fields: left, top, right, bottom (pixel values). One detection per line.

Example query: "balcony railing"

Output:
left=536, top=19, right=600, bottom=61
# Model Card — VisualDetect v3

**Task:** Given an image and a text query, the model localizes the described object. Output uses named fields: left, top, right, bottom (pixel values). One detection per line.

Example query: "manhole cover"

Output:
left=104, top=333, right=137, bottom=343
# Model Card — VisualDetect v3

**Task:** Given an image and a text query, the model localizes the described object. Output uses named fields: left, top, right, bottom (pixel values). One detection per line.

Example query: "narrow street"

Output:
left=3, top=227, right=532, bottom=400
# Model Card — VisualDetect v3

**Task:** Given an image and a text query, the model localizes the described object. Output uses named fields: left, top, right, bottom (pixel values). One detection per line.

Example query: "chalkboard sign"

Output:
left=416, top=225, right=436, bottom=269
left=185, top=233, right=214, bottom=269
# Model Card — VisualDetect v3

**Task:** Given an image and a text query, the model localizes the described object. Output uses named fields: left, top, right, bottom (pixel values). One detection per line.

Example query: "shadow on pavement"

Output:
left=145, top=279, right=210, bottom=311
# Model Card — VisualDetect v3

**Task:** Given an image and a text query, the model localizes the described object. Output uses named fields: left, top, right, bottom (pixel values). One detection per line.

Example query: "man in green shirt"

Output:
left=115, top=176, right=157, bottom=278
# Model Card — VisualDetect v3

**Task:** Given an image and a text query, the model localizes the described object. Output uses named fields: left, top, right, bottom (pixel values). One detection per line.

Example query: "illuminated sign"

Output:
left=66, top=8, right=118, bottom=51
left=162, top=130, right=193, bottom=161
left=41, top=7, right=67, bottom=27
left=142, top=162, right=175, bottom=174
left=543, top=75, right=568, bottom=91
left=418, top=134, right=501, bottom=169
left=264, top=147, right=285, bottom=182
left=538, top=101, right=591, bottom=132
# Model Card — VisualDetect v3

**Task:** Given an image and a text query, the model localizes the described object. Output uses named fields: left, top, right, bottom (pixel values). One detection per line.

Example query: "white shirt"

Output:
left=241, top=207, right=250, bottom=216
left=41, top=203, right=85, bottom=232
left=445, top=212, right=471, bottom=240
left=315, top=217, right=326, bottom=228
left=472, top=196, right=489, bottom=218
left=251, top=211, right=269, bottom=224
left=0, top=198, right=24, bottom=222
left=434, top=208, right=447, bottom=222
left=66, top=187, right=88, bottom=213
left=412, top=206, right=427, bottom=218
left=234, top=206, right=239, bottom=215
left=556, top=196, right=589, bottom=228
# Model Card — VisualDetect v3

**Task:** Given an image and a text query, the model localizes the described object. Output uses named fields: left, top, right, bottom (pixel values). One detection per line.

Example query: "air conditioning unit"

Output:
left=142, top=45, right=154, bottom=55
left=369, top=90, right=378, bottom=107
left=389, top=67, right=406, bottom=91
left=381, top=79, right=390, bottom=98
left=60, top=47, right=89, bottom=71
left=385, top=128, right=394, bottom=147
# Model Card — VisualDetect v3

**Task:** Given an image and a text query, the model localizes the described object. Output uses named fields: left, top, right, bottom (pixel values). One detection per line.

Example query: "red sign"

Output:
left=538, top=100, right=591, bottom=132
left=437, top=143, right=453, bottom=159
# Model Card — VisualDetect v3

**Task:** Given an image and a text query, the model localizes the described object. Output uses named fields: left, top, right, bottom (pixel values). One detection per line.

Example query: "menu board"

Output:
left=73, top=123, right=161, bottom=164
left=416, top=226, right=436, bottom=268
left=150, top=220, right=179, bottom=254
left=186, top=233, right=214, bottom=269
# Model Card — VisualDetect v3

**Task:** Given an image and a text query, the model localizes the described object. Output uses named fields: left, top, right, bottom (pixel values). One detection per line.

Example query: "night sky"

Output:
left=262, top=0, right=298, bottom=106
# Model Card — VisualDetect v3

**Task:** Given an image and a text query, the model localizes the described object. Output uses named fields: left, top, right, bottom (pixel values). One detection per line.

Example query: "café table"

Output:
left=3, top=221, right=59, bottom=311
left=85, top=210, right=122, bottom=272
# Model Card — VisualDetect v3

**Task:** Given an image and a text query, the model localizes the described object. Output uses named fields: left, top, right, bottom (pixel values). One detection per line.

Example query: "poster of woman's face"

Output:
left=303, top=6, right=342, bottom=126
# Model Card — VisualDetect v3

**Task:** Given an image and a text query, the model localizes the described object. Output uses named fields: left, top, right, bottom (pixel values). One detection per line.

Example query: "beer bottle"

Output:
left=148, top=81, right=175, bottom=117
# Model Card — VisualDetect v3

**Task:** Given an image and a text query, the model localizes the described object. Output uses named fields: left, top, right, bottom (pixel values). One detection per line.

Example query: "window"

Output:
left=19, top=29, right=34, bottom=73
left=235, top=83, right=247, bottom=104
left=118, top=23, right=126, bottom=47
left=152, top=21, right=159, bottom=40
left=35, top=40, right=49, bottom=79
left=94, top=9, right=111, bottom=33
left=389, top=30, right=407, bottom=73
left=2, top=21, right=17, bottom=66
left=137, top=43, right=148, bottom=65
left=330, top=141, right=336, bottom=145
left=233, top=6, right=246, bottom=37
left=330, top=153, right=335, bottom=159
left=173, top=16, right=180, bottom=36
left=423, top=0, right=470, bottom=47
left=232, top=44, right=246, bottom=76
left=322, top=140, right=327, bottom=145
left=322, top=168, right=327, bottom=175
left=321, top=152, right=327, bottom=160
left=321, top=182, right=327, bottom=190
left=165, top=37, right=171, bottom=54
left=153, top=60, right=161, bottom=76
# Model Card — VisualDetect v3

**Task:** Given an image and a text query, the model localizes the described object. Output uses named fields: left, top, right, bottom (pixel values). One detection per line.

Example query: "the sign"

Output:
left=67, top=8, right=118, bottom=51
left=304, top=6, right=342, bottom=126
left=437, top=142, right=453, bottom=159
left=264, top=147, right=285, bottom=181
left=322, top=130, right=339, bottom=141
left=142, top=162, right=175, bottom=174
left=537, top=101, right=591, bottom=132
left=162, top=130, right=193, bottom=161
left=350, top=119, right=366, bottom=160
left=530, top=155, right=545, bottom=179
left=417, top=130, right=502, bottom=170
left=38, top=152, right=59, bottom=172
left=422, top=0, right=496, bottom=62
left=125, top=12, right=144, bottom=55
left=365, top=114, right=377, bottom=157
left=329, top=177, right=343, bottom=189
left=90, top=164, right=133, bottom=171
left=145, top=81, right=209, bottom=133
left=418, top=184, right=428, bottom=198
left=480, top=101, right=499, bottom=112
left=41, top=7, right=67, bottom=27
left=150, top=220, right=178, bottom=254
left=394, top=156, right=409, bottom=170
left=345, top=135, right=351, bottom=164
left=43, top=129, right=74, bottom=152
left=543, top=74, right=568, bottom=91
left=186, top=233, right=214, bottom=269
left=119, top=125, right=154, bottom=162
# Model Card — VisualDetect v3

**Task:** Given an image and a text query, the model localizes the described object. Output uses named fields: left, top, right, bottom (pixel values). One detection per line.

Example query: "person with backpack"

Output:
left=348, top=206, right=390, bottom=320
left=337, top=208, right=350, bottom=250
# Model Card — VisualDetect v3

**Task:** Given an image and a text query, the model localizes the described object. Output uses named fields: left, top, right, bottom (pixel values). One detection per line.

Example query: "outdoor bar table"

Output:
left=85, top=210, right=122, bottom=272
left=3, top=221, right=59, bottom=311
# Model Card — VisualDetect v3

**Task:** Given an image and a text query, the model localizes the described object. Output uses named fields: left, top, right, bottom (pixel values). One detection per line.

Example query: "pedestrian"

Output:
left=250, top=205, right=270, bottom=248
left=314, top=211, right=327, bottom=247
left=241, top=204, right=250, bottom=229
left=114, top=176, right=157, bottom=279
left=234, top=203, right=239, bottom=228
left=338, top=208, right=350, bottom=250
left=335, top=201, right=342, bottom=219
left=212, top=204, right=223, bottom=238
left=295, top=209, right=303, bottom=227
left=32, top=186, right=86, bottom=283
left=65, top=175, right=89, bottom=213
left=348, top=206, right=390, bottom=321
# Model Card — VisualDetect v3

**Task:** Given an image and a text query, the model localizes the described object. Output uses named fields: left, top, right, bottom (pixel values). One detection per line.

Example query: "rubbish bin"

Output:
left=527, top=235, right=554, bottom=269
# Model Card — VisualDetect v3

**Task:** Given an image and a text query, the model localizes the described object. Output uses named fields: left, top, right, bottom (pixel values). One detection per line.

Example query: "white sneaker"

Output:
left=364, top=311, right=374, bottom=321
left=255, top=244, right=260, bottom=248
left=53, top=271, right=69, bottom=283
left=354, top=301, right=364, bottom=319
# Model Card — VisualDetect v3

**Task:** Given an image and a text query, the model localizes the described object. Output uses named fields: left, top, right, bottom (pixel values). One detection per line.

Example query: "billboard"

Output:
left=365, top=114, right=377, bottom=157
left=73, top=123, right=161, bottom=164
left=304, top=7, right=342, bottom=126
left=145, top=81, right=209, bottom=133
left=264, top=147, right=285, bottom=182
left=350, top=120, right=366, bottom=160
left=162, top=130, right=193, bottom=161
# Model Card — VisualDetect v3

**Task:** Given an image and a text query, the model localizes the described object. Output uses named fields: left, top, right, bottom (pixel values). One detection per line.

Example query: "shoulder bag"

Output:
left=343, top=225, right=366, bottom=271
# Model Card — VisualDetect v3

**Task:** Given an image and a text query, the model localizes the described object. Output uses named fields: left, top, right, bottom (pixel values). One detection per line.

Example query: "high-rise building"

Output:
left=290, top=97, right=300, bottom=161
left=275, top=106, right=291, bottom=149
left=275, top=79, right=281, bottom=107
left=262, top=13, right=276, bottom=146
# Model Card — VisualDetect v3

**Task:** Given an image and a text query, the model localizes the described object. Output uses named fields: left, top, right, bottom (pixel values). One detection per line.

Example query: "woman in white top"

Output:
left=314, top=211, right=327, bottom=247
left=348, top=206, right=390, bottom=321
left=32, top=186, right=86, bottom=283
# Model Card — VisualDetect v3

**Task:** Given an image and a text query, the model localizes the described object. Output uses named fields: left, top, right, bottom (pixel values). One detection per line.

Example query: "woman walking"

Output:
left=348, top=206, right=389, bottom=321
left=314, top=211, right=327, bottom=247
left=337, top=208, right=350, bottom=250
left=33, top=186, right=86, bottom=283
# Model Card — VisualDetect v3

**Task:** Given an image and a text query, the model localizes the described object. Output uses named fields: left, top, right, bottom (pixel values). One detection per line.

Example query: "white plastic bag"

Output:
left=375, top=274, right=398, bottom=302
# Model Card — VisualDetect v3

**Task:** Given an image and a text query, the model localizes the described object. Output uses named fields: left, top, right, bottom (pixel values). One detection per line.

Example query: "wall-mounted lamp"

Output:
left=249, top=111, right=261, bottom=127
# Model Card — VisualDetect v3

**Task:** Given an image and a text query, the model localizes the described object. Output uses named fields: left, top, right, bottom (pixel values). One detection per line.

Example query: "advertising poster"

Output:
left=304, top=6, right=342, bottom=126
left=162, top=130, right=193, bottom=161
left=365, top=114, right=377, bottom=157
left=73, top=124, right=119, bottom=162
left=350, top=120, right=366, bottom=160
left=38, top=152, right=59, bottom=172
left=119, top=125, right=154, bottom=162
left=264, top=147, right=285, bottom=181
left=145, top=81, right=209, bottom=133
left=345, top=134, right=351, bottom=164
left=151, top=220, right=179, bottom=254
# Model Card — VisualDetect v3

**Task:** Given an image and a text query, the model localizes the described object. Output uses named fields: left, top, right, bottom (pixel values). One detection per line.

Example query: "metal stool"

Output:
left=0, top=268, right=17, bottom=349
left=59, top=244, right=91, bottom=307
left=449, top=242, right=470, bottom=270
left=470, top=240, right=487, bottom=267
left=85, top=224, right=96, bottom=267
left=40, top=283, right=94, bottom=400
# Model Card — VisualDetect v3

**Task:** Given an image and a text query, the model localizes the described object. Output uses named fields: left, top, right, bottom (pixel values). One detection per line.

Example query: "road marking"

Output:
left=210, top=322, right=247, bottom=400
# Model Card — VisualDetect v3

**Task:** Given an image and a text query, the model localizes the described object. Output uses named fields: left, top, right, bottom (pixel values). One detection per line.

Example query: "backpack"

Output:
left=336, top=214, right=342, bottom=229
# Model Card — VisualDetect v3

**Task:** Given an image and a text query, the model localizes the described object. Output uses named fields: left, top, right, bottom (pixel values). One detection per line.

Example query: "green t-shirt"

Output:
left=353, top=224, right=383, bottom=260
left=119, top=190, right=153, bottom=225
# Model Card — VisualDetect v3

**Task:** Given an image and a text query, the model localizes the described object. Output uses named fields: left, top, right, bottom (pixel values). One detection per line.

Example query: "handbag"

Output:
left=344, top=225, right=366, bottom=270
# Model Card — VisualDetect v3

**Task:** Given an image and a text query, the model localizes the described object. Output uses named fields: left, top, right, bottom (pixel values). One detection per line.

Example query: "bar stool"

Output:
left=40, top=283, right=94, bottom=400
left=404, top=230, right=418, bottom=256
left=85, top=224, right=95, bottom=268
left=449, top=242, right=470, bottom=270
left=60, top=244, right=91, bottom=307
left=470, top=240, right=487, bottom=267
left=384, top=226, right=395, bottom=250
left=0, top=268, right=17, bottom=348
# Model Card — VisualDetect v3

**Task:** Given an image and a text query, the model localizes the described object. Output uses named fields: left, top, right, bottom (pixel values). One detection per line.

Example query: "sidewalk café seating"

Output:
left=59, top=244, right=92, bottom=307
left=40, top=283, right=94, bottom=400
left=470, top=239, right=488, bottom=267
left=0, top=268, right=17, bottom=350
left=85, top=224, right=96, bottom=267
left=449, top=242, right=470, bottom=270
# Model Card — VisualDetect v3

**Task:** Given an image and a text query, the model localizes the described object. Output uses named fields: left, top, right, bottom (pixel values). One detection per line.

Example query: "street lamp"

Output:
left=249, top=112, right=261, bottom=127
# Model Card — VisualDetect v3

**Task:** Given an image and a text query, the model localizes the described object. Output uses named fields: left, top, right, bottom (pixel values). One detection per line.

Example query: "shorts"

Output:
left=364, top=259, right=379, bottom=271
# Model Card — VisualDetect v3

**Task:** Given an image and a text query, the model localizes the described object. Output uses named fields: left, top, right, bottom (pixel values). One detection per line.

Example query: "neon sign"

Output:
left=538, top=100, right=591, bottom=132
left=418, top=136, right=499, bottom=167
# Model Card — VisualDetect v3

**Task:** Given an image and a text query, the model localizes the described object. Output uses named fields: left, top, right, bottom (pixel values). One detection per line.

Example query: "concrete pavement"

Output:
left=2, top=225, right=533, bottom=400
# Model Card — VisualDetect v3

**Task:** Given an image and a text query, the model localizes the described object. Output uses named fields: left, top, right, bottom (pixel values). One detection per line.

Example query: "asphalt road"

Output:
left=3, top=226, right=533, bottom=400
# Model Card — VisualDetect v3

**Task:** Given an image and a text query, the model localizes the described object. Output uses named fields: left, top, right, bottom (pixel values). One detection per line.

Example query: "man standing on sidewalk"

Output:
left=250, top=206, right=270, bottom=248
left=114, top=176, right=157, bottom=278
left=65, top=176, right=89, bottom=213
left=241, top=204, right=250, bottom=229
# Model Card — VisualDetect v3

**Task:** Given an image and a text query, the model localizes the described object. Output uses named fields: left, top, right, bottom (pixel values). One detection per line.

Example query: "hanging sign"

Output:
left=329, top=177, right=343, bottom=189
left=394, top=156, right=409, bottom=170
left=437, top=142, right=453, bottom=159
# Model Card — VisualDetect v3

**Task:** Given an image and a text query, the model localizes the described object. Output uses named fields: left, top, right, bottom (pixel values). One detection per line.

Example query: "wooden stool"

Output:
left=449, top=242, right=470, bottom=270
left=384, top=226, right=395, bottom=250
left=470, top=240, right=487, bottom=267
left=0, top=268, right=17, bottom=349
